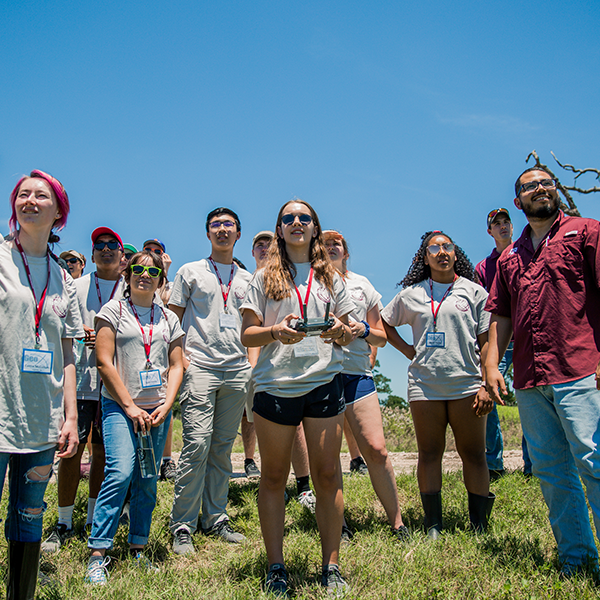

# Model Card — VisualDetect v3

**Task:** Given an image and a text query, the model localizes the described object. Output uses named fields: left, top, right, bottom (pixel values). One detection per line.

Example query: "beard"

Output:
left=521, top=194, right=560, bottom=220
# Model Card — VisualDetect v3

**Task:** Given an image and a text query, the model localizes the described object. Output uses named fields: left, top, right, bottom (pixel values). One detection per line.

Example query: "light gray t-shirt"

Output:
left=241, top=263, right=355, bottom=397
left=95, top=298, right=185, bottom=409
left=0, top=242, right=84, bottom=452
left=381, top=277, right=490, bottom=401
left=169, top=259, right=252, bottom=371
left=74, top=272, right=125, bottom=400
left=342, top=271, right=382, bottom=376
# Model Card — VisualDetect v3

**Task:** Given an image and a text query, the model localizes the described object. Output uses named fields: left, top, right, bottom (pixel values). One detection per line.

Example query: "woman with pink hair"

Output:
left=0, top=170, right=83, bottom=600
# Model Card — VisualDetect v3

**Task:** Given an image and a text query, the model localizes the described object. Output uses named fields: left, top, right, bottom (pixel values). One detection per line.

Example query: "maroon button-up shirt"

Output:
left=475, top=247, right=501, bottom=292
left=486, top=211, right=600, bottom=390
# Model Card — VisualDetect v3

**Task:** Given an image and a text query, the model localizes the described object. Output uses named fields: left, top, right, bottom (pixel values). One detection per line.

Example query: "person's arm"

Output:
left=472, top=331, right=493, bottom=416
left=347, top=305, right=387, bottom=348
left=382, top=319, right=415, bottom=360
left=241, top=309, right=307, bottom=347
left=369, top=346, right=378, bottom=370
left=168, top=304, right=185, bottom=323
left=57, top=338, right=79, bottom=458
left=485, top=315, right=513, bottom=405
left=151, top=337, right=184, bottom=426
left=248, top=345, right=261, bottom=368
left=95, top=319, right=152, bottom=433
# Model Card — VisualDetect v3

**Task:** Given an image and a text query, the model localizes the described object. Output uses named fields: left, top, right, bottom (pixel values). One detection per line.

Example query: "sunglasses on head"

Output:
left=144, top=247, right=163, bottom=255
left=281, top=213, right=313, bottom=226
left=65, top=257, right=81, bottom=264
left=94, top=241, right=120, bottom=251
left=131, top=264, right=162, bottom=278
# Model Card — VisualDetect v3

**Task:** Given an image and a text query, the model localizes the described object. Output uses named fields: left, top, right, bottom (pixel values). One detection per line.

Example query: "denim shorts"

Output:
left=253, top=373, right=345, bottom=426
left=342, top=374, right=376, bottom=405
left=77, top=399, right=103, bottom=444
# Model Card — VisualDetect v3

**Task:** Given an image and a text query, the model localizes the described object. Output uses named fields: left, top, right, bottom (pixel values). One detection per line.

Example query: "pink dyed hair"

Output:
left=9, top=170, right=70, bottom=232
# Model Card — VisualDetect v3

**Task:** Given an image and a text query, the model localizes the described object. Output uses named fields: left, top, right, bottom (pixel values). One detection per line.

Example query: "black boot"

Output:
left=7, top=540, right=40, bottom=600
left=468, top=491, right=496, bottom=533
left=420, top=492, right=442, bottom=540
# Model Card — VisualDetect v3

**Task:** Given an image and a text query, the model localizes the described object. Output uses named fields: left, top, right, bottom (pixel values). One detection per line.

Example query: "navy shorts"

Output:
left=342, top=374, right=376, bottom=405
left=77, top=399, right=103, bottom=444
left=253, top=373, right=345, bottom=426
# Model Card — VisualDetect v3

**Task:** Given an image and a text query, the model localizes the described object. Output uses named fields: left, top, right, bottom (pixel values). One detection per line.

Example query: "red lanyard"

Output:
left=293, top=268, right=314, bottom=319
left=14, top=237, right=51, bottom=347
left=208, top=257, right=235, bottom=311
left=94, top=273, right=121, bottom=306
left=429, top=276, right=457, bottom=332
left=127, top=298, right=155, bottom=367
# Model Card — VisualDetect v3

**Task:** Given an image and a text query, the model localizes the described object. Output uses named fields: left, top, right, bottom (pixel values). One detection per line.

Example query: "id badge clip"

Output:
left=22, top=348, right=53, bottom=374
left=426, top=332, right=445, bottom=348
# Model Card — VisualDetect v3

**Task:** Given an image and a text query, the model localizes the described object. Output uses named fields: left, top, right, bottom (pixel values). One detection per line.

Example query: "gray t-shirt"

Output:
left=342, top=271, right=382, bottom=376
left=74, top=273, right=125, bottom=400
left=169, top=259, right=252, bottom=371
left=0, top=241, right=84, bottom=452
left=95, top=299, right=185, bottom=409
left=241, top=263, right=354, bottom=397
left=381, top=277, right=490, bottom=401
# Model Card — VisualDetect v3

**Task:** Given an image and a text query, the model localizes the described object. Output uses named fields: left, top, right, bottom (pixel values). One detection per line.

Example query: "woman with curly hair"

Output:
left=382, top=231, right=494, bottom=538
left=241, top=200, right=354, bottom=597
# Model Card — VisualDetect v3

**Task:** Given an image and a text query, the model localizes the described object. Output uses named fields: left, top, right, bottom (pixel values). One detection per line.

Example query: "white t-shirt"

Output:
left=0, top=242, right=84, bottom=452
left=241, top=263, right=355, bottom=397
left=169, top=259, right=252, bottom=371
left=381, top=277, right=490, bottom=401
left=342, top=271, right=382, bottom=376
left=74, top=272, right=125, bottom=400
left=95, top=299, right=185, bottom=409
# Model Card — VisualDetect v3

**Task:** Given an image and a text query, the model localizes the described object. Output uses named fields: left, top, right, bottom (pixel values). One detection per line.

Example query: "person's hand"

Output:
left=83, top=325, right=96, bottom=349
left=473, top=385, right=493, bottom=417
left=348, top=320, right=365, bottom=341
left=57, top=417, right=79, bottom=458
left=486, top=367, right=507, bottom=406
left=151, top=405, right=171, bottom=427
left=125, top=405, right=152, bottom=434
left=321, top=316, right=349, bottom=345
left=272, top=314, right=306, bottom=345
left=161, top=252, right=172, bottom=277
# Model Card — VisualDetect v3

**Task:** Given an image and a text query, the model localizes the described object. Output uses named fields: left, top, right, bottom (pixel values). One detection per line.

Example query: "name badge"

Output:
left=140, top=369, right=162, bottom=389
left=294, top=337, right=319, bottom=357
left=426, top=332, right=445, bottom=348
left=22, top=348, right=53, bottom=374
left=219, top=312, right=237, bottom=328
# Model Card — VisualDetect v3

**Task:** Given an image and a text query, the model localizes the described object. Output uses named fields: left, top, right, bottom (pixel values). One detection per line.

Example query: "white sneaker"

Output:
left=86, top=556, right=110, bottom=586
left=297, top=490, right=316, bottom=513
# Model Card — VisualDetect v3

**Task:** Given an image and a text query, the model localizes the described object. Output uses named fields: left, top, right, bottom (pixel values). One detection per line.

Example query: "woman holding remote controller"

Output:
left=382, top=231, right=493, bottom=539
left=0, top=170, right=82, bottom=600
left=86, top=251, right=184, bottom=585
left=241, top=200, right=354, bottom=597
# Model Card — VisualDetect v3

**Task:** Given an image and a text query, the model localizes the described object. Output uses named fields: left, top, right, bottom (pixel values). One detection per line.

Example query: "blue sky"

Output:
left=2, top=1, right=599, bottom=397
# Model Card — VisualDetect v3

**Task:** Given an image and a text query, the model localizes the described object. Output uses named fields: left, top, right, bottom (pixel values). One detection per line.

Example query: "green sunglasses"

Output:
left=131, top=264, right=162, bottom=278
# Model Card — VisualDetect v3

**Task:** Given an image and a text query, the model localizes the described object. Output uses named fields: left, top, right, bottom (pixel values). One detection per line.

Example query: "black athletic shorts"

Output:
left=77, top=399, right=103, bottom=444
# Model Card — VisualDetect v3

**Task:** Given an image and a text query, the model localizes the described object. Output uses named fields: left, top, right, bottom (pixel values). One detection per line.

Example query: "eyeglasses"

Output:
left=517, top=178, right=557, bottom=195
left=124, top=253, right=134, bottom=260
left=209, top=220, right=236, bottom=230
left=131, top=264, right=162, bottom=278
left=65, top=257, right=81, bottom=264
left=427, top=243, right=455, bottom=256
left=144, top=247, right=163, bottom=255
left=281, top=213, right=313, bottom=226
left=94, top=241, right=120, bottom=251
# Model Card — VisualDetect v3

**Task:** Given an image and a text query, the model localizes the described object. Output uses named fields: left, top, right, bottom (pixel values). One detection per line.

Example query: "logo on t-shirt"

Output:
left=316, top=286, right=331, bottom=303
left=455, top=298, right=469, bottom=312
left=52, top=296, right=68, bottom=318
left=351, top=290, right=365, bottom=302
left=233, top=286, right=246, bottom=300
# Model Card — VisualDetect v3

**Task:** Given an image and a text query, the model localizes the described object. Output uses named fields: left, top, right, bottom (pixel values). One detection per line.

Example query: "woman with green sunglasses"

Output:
left=85, top=251, right=185, bottom=584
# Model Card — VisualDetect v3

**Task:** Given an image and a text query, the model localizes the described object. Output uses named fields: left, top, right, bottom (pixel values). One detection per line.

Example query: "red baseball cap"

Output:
left=91, top=227, right=123, bottom=249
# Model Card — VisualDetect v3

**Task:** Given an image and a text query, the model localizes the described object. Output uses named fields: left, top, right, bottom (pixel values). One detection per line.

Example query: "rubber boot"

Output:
left=468, top=491, right=496, bottom=533
left=7, top=540, right=41, bottom=600
left=420, top=492, right=442, bottom=540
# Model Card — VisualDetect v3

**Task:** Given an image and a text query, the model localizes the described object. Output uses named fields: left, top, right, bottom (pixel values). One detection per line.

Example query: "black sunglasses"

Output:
left=94, top=241, right=120, bottom=251
left=281, top=213, right=313, bottom=226
left=65, top=257, right=81, bottom=264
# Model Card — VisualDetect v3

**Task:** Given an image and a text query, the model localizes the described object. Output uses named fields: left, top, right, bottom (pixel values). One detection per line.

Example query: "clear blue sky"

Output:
left=2, top=1, right=599, bottom=397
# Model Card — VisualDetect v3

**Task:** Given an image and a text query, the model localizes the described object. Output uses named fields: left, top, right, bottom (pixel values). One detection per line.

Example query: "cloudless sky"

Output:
left=2, top=1, right=599, bottom=397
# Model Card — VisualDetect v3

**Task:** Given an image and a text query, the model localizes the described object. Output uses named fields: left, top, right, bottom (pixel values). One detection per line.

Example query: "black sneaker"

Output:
left=392, top=525, right=410, bottom=542
left=265, top=563, right=288, bottom=597
left=340, top=525, right=354, bottom=544
left=41, top=524, right=75, bottom=552
left=160, top=459, right=178, bottom=482
left=349, top=457, right=369, bottom=475
left=321, top=564, right=349, bottom=597
left=173, top=527, right=195, bottom=555
left=205, top=520, right=246, bottom=543
left=244, top=459, right=261, bottom=479
left=489, top=469, right=505, bottom=482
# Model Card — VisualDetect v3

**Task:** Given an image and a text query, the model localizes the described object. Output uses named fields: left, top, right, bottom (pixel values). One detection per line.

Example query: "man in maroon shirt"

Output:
left=486, top=166, right=600, bottom=576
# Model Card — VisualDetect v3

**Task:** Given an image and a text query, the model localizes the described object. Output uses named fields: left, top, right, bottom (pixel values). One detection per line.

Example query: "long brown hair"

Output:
left=263, top=199, right=336, bottom=301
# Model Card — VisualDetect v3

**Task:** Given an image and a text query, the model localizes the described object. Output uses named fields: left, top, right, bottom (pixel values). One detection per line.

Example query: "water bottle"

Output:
left=137, top=431, right=157, bottom=479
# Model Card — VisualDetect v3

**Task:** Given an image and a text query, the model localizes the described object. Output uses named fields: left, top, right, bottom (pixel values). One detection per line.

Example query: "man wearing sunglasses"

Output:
left=486, top=167, right=600, bottom=576
left=60, top=250, right=86, bottom=279
left=43, top=227, right=125, bottom=552
left=169, top=207, right=252, bottom=553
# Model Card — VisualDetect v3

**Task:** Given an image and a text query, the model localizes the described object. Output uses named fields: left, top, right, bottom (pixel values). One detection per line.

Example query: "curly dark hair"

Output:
left=400, top=231, right=477, bottom=288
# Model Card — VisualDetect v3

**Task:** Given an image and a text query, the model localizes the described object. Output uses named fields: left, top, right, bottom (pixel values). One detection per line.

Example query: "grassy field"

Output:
left=2, top=407, right=599, bottom=599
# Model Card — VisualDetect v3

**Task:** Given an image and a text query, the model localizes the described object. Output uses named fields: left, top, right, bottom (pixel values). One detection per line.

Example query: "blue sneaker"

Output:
left=265, top=563, right=288, bottom=597
left=86, top=556, right=110, bottom=585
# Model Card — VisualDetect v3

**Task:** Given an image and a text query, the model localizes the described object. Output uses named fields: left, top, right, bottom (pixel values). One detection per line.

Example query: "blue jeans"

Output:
left=516, top=374, right=600, bottom=570
left=486, top=343, right=513, bottom=470
left=88, top=398, right=170, bottom=550
left=0, top=447, right=56, bottom=542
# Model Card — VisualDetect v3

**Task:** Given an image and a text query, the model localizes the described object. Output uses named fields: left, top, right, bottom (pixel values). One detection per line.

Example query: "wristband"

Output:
left=359, top=320, right=370, bottom=339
